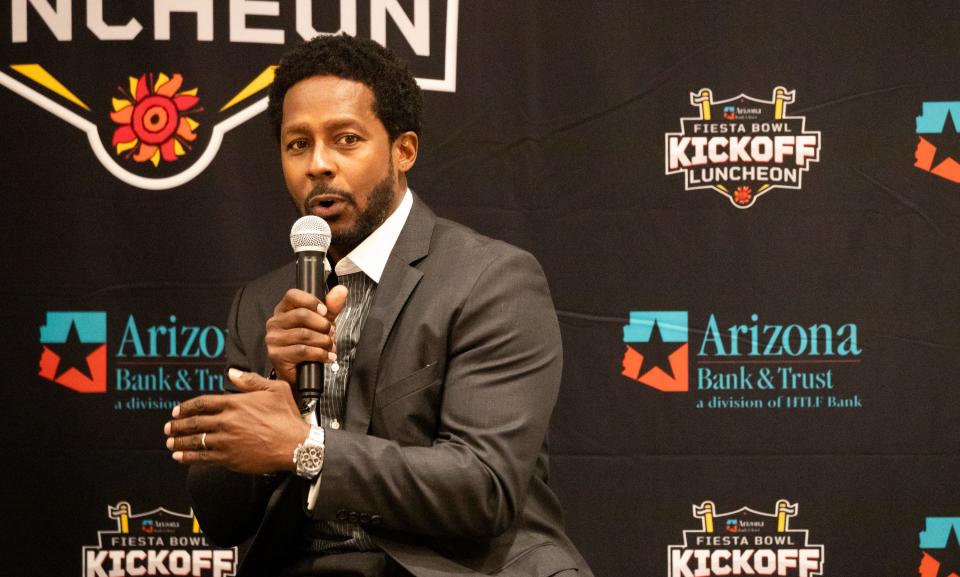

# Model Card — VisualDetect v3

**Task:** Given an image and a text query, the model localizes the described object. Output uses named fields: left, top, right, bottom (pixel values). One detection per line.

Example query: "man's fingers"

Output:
left=166, top=432, right=211, bottom=452
left=227, top=368, right=276, bottom=391
left=173, top=395, right=225, bottom=418
left=172, top=450, right=215, bottom=464
left=272, top=288, right=322, bottom=315
left=266, top=307, right=333, bottom=333
left=264, top=326, right=336, bottom=349
left=269, top=344, right=339, bottom=365
left=325, top=285, right=348, bottom=320
left=165, top=414, right=217, bottom=436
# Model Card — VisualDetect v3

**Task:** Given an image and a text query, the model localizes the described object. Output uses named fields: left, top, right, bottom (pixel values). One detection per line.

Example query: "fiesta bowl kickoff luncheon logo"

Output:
left=2, top=0, right=460, bottom=190
left=666, top=87, right=821, bottom=208
left=621, top=311, right=864, bottom=411
left=668, top=500, right=824, bottom=577
left=83, top=501, right=237, bottom=577
left=38, top=311, right=227, bottom=411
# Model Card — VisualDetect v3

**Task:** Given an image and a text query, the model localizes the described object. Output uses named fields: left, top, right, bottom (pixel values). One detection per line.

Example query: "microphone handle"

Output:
left=296, top=251, right=327, bottom=402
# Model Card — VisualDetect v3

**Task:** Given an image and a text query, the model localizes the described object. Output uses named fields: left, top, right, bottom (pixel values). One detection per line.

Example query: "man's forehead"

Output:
left=282, top=75, right=376, bottom=118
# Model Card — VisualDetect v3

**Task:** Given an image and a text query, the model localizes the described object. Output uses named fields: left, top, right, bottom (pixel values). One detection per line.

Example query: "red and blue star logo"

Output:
left=621, top=311, right=689, bottom=392
left=38, top=311, right=107, bottom=393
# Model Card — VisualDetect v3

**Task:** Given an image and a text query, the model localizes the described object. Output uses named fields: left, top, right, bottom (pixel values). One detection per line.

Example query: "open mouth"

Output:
left=308, top=193, right=347, bottom=208
left=307, top=195, right=348, bottom=219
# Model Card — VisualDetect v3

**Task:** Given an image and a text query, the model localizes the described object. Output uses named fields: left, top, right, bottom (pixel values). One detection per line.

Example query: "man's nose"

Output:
left=308, top=146, right=336, bottom=178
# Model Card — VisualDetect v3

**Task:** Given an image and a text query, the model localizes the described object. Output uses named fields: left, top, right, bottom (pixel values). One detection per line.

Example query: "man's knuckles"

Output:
left=280, top=289, right=320, bottom=310
left=175, top=415, right=200, bottom=434
left=296, top=327, right=316, bottom=343
left=178, top=396, right=207, bottom=416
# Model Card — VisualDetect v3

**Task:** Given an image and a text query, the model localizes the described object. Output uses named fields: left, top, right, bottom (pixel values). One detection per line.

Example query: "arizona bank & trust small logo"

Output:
left=919, top=517, right=960, bottom=577
left=915, top=102, right=960, bottom=183
left=665, top=87, right=821, bottom=208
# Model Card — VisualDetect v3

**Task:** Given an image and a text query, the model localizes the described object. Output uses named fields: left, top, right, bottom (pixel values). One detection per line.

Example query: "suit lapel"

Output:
left=345, top=196, right=435, bottom=432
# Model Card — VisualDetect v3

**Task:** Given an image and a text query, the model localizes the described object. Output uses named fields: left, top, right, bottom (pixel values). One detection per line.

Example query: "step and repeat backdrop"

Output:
left=3, top=1, right=960, bottom=576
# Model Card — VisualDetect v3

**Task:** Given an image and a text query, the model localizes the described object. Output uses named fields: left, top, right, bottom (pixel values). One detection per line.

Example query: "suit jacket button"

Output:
left=348, top=511, right=360, bottom=523
left=336, top=509, right=348, bottom=521
left=370, top=515, right=382, bottom=526
left=359, top=512, right=371, bottom=524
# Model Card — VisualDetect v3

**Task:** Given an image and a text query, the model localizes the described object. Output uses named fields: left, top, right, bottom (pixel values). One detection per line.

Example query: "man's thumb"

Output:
left=325, top=285, right=349, bottom=318
left=227, top=368, right=272, bottom=391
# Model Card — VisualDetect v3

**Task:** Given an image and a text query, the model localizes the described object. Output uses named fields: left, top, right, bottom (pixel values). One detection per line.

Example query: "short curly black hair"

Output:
left=268, top=34, right=422, bottom=143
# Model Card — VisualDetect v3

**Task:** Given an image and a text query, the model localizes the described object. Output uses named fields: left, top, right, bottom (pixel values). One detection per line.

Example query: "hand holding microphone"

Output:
left=166, top=215, right=348, bottom=472
left=264, top=216, right=348, bottom=392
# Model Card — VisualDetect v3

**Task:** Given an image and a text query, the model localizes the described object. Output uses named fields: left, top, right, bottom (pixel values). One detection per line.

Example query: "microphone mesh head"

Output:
left=290, top=215, right=331, bottom=253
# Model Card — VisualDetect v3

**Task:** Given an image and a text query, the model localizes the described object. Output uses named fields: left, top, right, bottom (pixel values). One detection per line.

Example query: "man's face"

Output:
left=280, top=75, right=406, bottom=259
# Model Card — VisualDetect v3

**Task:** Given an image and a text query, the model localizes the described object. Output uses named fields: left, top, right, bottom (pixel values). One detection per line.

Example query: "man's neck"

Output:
left=328, top=188, right=414, bottom=282
left=328, top=182, right=407, bottom=262
left=327, top=246, right=350, bottom=263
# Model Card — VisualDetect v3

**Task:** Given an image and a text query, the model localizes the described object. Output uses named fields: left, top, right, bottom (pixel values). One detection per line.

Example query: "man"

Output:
left=164, top=35, right=592, bottom=577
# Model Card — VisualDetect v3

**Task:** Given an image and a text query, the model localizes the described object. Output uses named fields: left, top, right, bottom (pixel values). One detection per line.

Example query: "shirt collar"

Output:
left=333, top=189, right=413, bottom=282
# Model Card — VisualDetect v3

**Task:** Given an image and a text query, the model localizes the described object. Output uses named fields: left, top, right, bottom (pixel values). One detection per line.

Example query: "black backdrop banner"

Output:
left=3, top=2, right=960, bottom=576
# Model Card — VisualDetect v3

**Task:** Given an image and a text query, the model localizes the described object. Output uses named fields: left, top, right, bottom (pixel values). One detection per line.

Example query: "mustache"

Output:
left=303, top=182, right=356, bottom=212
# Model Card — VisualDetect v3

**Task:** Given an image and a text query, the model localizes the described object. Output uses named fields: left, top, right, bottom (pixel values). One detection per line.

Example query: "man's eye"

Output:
left=286, top=139, right=308, bottom=151
left=338, top=134, right=360, bottom=145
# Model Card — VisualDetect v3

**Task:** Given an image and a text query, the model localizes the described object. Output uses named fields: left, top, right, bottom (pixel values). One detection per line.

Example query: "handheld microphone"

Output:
left=289, top=215, right=332, bottom=402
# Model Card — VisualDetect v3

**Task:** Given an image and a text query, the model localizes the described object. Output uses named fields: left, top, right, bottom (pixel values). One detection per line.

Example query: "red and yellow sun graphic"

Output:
left=733, top=186, right=753, bottom=205
left=110, top=73, right=202, bottom=167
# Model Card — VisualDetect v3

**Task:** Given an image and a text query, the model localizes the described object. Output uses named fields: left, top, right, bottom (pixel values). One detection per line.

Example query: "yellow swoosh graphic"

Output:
left=11, top=63, right=90, bottom=111
left=220, top=65, right=276, bottom=112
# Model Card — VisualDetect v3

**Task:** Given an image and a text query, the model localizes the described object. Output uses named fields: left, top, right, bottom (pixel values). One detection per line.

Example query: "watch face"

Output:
left=296, top=445, right=324, bottom=477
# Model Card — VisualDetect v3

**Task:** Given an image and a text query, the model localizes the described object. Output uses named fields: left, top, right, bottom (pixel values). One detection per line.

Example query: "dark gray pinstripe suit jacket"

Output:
left=188, top=196, right=593, bottom=577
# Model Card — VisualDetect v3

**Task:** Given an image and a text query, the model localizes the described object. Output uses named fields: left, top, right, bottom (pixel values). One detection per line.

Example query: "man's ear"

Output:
left=394, top=131, right=419, bottom=173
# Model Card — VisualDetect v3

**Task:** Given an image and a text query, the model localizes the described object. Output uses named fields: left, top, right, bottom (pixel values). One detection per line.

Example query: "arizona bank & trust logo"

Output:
left=38, top=311, right=226, bottom=410
left=83, top=501, right=236, bottom=577
left=668, top=500, right=823, bottom=577
left=621, top=311, right=863, bottom=411
left=665, top=87, right=821, bottom=208
left=2, top=0, right=460, bottom=190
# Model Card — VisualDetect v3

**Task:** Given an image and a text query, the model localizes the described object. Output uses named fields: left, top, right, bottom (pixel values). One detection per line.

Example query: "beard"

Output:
left=303, top=168, right=397, bottom=258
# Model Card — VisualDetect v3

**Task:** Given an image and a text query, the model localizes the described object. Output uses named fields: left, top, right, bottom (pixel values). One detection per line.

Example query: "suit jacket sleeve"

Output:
left=312, top=245, right=563, bottom=540
left=186, top=284, right=281, bottom=546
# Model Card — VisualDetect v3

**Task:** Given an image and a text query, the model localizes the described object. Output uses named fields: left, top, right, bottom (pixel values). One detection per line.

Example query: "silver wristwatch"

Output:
left=293, top=425, right=325, bottom=479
